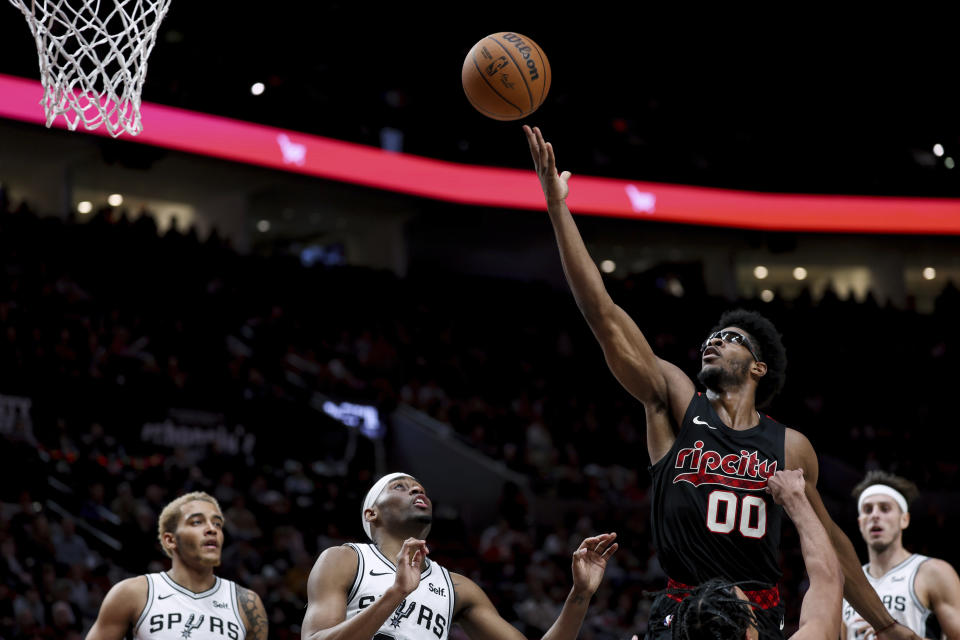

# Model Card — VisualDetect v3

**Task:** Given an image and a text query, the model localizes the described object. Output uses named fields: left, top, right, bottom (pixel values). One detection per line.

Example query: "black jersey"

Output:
left=649, top=392, right=786, bottom=587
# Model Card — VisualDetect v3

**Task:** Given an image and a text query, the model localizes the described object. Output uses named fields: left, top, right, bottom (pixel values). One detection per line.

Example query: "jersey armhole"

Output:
left=344, top=542, right=364, bottom=602
left=133, top=574, right=153, bottom=634
left=910, top=555, right=932, bottom=613
left=441, top=566, right=455, bottom=631
left=648, top=392, right=702, bottom=473
left=229, top=580, right=246, bottom=638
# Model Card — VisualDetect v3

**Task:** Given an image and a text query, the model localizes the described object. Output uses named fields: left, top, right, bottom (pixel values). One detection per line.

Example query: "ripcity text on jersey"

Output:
left=842, top=554, right=938, bottom=640
left=344, top=542, right=455, bottom=640
left=650, top=392, right=786, bottom=587
left=134, top=573, right=246, bottom=640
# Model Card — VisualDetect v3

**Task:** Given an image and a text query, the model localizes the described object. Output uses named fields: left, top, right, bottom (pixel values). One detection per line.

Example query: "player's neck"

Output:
left=374, top=535, right=429, bottom=572
left=867, top=540, right=910, bottom=577
left=167, top=560, right=218, bottom=593
left=706, top=389, right=759, bottom=429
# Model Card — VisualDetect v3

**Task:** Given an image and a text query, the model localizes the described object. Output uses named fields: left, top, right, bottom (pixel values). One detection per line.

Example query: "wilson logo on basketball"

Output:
left=672, top=440, right=777, bottom=490
left=500, top=33, right=541, bottom=81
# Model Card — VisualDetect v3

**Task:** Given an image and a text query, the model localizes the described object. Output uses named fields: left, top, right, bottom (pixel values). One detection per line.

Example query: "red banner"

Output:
left=2, top=73, right=959, bottom=234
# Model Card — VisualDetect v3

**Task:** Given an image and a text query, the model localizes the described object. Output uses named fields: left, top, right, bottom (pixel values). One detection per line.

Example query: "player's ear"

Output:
left=901, top=510, right=910, bottom=530
left=364, top=507, right=377, bottom=525
left=751, top=361, right=767, bottom=378
left=162, top=531, right=177, bottom=554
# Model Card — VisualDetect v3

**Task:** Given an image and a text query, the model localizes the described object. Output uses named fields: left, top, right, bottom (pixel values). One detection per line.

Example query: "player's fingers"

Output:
left=559, top=170, right=571, bottom=183
left=401, top=537, right=425, bottom=554
left=546, top=144, right=561, bottom=176
left=536, top=128, right=550, bottom=165
left=592, top=532, right=615, bottom=550
left=524, top=126, right=540, bottom=159
left=601, top=542, right=619, bottom=558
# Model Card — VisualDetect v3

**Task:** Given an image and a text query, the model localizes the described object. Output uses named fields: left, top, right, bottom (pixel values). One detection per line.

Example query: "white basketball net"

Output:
left=9, top=0, right=172, bottom=137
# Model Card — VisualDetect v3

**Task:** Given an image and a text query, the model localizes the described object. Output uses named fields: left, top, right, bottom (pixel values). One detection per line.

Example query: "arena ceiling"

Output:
left=0, top=6, right=957, bottom=198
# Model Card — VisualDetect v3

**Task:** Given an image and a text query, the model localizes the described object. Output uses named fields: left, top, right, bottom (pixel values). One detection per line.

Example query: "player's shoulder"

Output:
left=111, top=574, right=150, bottom=598
left=783, top=427, right=815, bottom=457
left=308, top=543, right=361, bottom=587
left=318, top=543, right=362, bottom=565
left=447, top=571, right=486, bottom=608
left=234, top=582, right=263, bottom=602
left=916, top=556, right=960, bottom=584
left=782, top=427, right=820, bottom=478
left=101, top=575, right=150, bottom=617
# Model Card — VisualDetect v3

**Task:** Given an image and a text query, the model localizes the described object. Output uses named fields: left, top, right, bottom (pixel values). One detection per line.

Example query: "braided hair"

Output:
left=670, top=579, right=770, bottom=640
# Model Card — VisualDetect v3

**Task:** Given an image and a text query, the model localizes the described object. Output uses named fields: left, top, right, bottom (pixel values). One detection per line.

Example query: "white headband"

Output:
left=361, top=472, right=412, bottom=540
left=858, top=484, right=908, bottom=514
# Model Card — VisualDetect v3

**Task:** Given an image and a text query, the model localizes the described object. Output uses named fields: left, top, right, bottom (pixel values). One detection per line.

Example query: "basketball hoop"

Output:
left=8, top=0, right=172, bottom=137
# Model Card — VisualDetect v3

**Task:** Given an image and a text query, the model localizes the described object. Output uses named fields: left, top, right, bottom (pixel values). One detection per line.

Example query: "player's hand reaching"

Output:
left=524, top=125, right=570, bottom=204
left=766, top=469, right=806, bottom=506
left=570, top=532, right=618, bottom=596
left=392, top=537, right=428, bottom=597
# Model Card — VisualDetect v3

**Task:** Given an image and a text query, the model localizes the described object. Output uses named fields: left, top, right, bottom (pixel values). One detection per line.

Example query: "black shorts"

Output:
left=645, top=590, right=786, bottom=640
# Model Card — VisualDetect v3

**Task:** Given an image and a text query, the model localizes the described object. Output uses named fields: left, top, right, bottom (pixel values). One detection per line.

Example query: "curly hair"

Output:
left=852, top=470, right=920, bottom=507
left=671, top=579, right=762, bottom=640
left=709, top=309, right=787, bottom=409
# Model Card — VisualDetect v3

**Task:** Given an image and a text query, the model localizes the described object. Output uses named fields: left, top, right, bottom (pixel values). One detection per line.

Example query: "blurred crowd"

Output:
left=2, top=192, right=959, bottom=639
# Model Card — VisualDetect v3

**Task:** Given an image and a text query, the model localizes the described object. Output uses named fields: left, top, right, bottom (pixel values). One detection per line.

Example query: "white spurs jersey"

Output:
left=344, top=543, right=455, bottom=640
left=134, top=572, right=246, bottom=640
left=842, top=554, right=934, bottom=640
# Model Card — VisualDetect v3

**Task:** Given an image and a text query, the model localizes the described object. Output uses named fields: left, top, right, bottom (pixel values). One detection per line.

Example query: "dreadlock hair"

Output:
left=852, top=470, right=920, bottom=507
left=670, top=579, right=760, bottom=640
left=710, top=309, right=787, bottom=409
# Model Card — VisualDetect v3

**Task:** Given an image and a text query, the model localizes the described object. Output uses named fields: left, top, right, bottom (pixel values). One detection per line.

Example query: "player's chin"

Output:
left=200, top=549, right=223, bottom=565
left=697, top=363, right=722, bottom=385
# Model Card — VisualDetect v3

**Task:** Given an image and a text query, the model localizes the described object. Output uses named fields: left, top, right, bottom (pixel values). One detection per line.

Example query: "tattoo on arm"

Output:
left=571, top=594, right=587, bottom=605
left=237, top=586, right=268, bottom=640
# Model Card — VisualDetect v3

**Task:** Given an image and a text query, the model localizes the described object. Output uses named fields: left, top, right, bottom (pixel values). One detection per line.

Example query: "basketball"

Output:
left=462, top=32, right=551, bottom=121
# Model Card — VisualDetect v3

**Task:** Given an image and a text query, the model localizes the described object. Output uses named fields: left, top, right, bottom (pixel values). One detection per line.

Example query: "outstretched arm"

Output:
left=453, top=533, right=618, bottom=640
left=785, top=431, right=921, bottom=640
left=541, top=533, right=619, bottom=640
left=768, top=470, right=843, bottom=640
left=523, top=125, right=694, bottom=461
left=302, top=538, right=429, bottom=640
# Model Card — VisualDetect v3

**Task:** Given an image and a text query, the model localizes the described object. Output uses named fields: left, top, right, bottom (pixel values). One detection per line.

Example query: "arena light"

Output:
left=600, top=259, right=616, bottom=273
left=934, top=144, right=945, bottom=157
left=760, top=289, right=774, bottom=302
left=923, top=267, right=936, bottom=280
left=793, top=267, right=808, bottom=280
left=77, top=201, right=93, bottom=214
left=250, top=82, right=265, bottom=96
left=256, top=219, right=271, bottom=232
left=753, top=265, right=769, bottom=280
left=107, top=193, right=123, bottom=206
left=947, top=157, right=956, bottom=170
left=4, top=73, right=960, bottom=234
